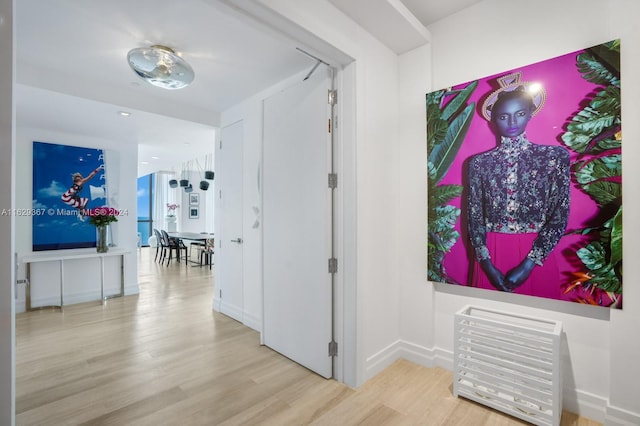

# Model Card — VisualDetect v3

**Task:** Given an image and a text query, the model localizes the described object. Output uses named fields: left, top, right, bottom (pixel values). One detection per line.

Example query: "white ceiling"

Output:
left=15, top=0, right=482, bottom=176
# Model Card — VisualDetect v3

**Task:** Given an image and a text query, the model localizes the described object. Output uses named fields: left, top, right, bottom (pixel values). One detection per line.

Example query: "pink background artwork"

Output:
left=431, top=45, right=619, bottom=306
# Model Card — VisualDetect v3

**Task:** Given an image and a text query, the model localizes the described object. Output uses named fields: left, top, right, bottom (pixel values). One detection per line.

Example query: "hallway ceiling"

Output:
left=15, top=0, right=315, bottom=176
left=328, top=0, right=484, bottom=53
left=16, top=0, right=481, bottom=176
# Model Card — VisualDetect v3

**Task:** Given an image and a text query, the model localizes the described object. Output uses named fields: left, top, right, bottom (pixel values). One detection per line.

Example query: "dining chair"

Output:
left=161, top=230, right=187, bottom=266
left=153, top=228, right=165, bottom=262
left=188, top=232, right=209, bottom=261
left=198, top=237, right=214, bottom=269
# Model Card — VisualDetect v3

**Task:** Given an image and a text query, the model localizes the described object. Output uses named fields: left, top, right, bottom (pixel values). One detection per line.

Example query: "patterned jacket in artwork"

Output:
left=467, top=133, right=570, bottom=265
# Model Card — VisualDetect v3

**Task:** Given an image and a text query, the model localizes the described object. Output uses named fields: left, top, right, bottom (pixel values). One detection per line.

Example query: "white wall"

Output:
left=178, top=183, right=212, bottom=234
left=13, top=126, right=139, bottom=312
left=397, top=0, right=640, bottom=423
left=161, top=154, right=216, bottom=234
left=0, top=0, right=14, bottom=422
left=397, top=43, right=435, bottom=364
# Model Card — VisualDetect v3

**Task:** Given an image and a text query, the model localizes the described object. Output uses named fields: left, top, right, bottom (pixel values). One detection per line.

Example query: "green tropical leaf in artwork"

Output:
left=427, top=116, right=448, bottom=152
left=562, top=40, right=622, bottom=305
left=428, top=204, right=461, bottom=282
left=426, top=80, right=477, bottom=284
left=590, top=136, right=621, bottom=154
left=427, top=161, right=437, bottom=182
left=609, top=206, right=623, bottom=268
left=577, top=52, right=620, bottom=88
left=441, top=80, right=479, bottom=121
left=561, top=131, right=593, bottom=153
left=564, top=87, right=620, bottom=140
left=428, top=102, right=475, bottom=184
left=426, top=90, right=444, bottom=107
left=429, top=208, right=460, bottom=253
left=573, top=154, right=621, bottom=206
left=577, top=242, right=607, bottom=271
left=430, top=184, right=463, bottom=207
left=426, top=91, right=445, bottom=152
left=577, top=241, right=621, bottom=293
left=595, top=40, right=621, bottom=73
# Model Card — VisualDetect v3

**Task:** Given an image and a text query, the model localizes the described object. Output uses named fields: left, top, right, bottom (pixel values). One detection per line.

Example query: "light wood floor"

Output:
left=16, top=247, right=600, bottom=425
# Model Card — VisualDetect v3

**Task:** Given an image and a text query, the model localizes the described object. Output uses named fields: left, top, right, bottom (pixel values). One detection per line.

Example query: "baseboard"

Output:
left=605, top=403, right=640, bottom=426
left=210, top=296, right=260, bottom=332
left=364, top=339, right=404, bottom=381
left=124, top=284, right=139, bottom=296
left=364, top=339, right=441, bottom=381
left=562, top=389, right=607, bottom=423
left=363, top=340, right=640, bottom=424
left=242, top=312, right=261, bottom=332
left=216, top=298, right=244, bottom=323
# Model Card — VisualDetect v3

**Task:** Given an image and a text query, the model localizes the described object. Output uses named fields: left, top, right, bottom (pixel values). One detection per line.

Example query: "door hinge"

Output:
left=328, top=258, right=338, bottom=274
left=328, top=340, right=338, bottom=357
left=328, top=89, right=337, bottom=106
left=219, top=139, right=222, bottom=150
left=328, top=173, right=338, bottom=189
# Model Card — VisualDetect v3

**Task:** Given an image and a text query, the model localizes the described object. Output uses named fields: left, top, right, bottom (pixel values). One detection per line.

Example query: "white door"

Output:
left=214, top=120, right=244, bottom=321
left=263, top=68, right=333, bottom=378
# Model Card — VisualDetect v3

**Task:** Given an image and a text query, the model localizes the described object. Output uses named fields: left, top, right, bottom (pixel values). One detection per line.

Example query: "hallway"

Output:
left=15, top=248, right=598, bottom=425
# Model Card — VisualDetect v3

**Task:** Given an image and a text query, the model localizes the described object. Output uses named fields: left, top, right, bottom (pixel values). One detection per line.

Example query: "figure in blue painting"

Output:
left=61, top=165, right=103, bottom=216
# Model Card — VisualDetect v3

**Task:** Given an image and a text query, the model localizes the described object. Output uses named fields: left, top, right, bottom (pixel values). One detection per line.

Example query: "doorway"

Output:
left=214, top=120, right=245, bottom=319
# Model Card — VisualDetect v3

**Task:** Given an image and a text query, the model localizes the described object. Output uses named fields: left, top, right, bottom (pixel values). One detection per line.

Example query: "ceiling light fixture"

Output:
left=127, top=45, right=194, bottom=90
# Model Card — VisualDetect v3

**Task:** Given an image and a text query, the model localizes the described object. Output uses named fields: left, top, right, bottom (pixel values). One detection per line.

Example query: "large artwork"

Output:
left=32, top=141, right=109, bottom=251
left=427, top=40, right=622, bottom=308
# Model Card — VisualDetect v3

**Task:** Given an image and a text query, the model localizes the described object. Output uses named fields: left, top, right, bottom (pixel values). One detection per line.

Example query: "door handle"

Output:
left=231, top=238, right=243, bottom=244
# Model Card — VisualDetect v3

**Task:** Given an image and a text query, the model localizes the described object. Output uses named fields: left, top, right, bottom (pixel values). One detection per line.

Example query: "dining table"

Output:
left=168, top=232, right=214, bottom=266
left=168, top=232, right=212, bottom=243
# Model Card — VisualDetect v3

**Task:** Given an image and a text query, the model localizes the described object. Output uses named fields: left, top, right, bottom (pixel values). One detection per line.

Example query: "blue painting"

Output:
left=32, top=141, right=108, bottom=251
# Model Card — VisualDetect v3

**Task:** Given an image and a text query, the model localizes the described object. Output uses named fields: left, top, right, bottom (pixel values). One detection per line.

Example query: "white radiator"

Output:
left=453, top=305, right=563, bottom=426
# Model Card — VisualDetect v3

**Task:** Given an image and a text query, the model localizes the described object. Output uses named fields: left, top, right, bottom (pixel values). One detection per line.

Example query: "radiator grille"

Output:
left=453, top=305, right=562, bottom=426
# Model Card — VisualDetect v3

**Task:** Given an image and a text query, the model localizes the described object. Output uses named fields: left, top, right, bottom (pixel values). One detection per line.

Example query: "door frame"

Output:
left=215, top=0, right=358, bottom=387
left=214, top=120, right=245, bottom=321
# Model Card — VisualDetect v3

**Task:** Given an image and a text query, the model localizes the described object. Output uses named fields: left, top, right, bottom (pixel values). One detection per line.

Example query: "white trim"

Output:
left=217, top=299, right=244, bottom=323
left=605, top=404, right=640, bottom=426
left=365, top=339, right=451, bottom=381
left=242, top=312, right=261, bottom=332
left=364, top=339, right=403, bottom=381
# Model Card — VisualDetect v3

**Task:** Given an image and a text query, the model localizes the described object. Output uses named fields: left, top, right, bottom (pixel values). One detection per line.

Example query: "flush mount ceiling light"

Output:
left=127, top=45, right=194, bottom=90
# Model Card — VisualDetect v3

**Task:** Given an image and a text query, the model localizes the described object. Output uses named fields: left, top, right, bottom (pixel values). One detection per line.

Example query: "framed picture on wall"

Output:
left=189, top=207, right=199, bottom=219
left=189, top=193, right=199, bottom=205
left=426, top=39, right=622, bottom=309
left=32, top=141, right=109, bottom=251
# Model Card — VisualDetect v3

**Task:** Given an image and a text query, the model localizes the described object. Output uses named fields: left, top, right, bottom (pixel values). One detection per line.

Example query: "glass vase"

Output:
left=96, top=225, right=109, bottom=253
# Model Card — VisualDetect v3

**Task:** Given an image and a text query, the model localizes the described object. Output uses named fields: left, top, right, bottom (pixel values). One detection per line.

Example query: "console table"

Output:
left=21, top=248, right=129, bottom=311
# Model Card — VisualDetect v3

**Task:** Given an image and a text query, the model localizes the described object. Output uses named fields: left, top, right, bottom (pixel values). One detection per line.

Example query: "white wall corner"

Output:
left=124, top=284, right=140, bottom=296
left=365, top=339, right=449, bottom=382
left=242, top=312, right=261, bottom=332
left=364, top=339, right=404, bottom=381
left=327, top=0, right=430, bottom=54
left=217, top=299, right=244, bottom=324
